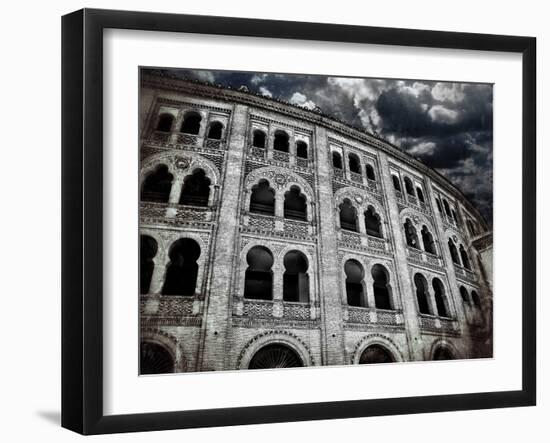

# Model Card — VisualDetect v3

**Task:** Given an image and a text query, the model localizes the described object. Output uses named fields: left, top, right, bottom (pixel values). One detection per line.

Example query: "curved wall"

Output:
left=139, top=73, right=492, bottom=372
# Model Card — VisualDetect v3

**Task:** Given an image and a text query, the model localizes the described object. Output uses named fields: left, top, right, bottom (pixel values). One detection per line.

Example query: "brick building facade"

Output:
left=138, top=72, right=493, bottom=374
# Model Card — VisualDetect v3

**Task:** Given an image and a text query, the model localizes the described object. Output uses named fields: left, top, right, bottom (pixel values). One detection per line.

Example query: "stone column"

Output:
left=149, top=251, right=169, bottom=295
left=377, top=152, right=423, bottom=360
left=314, top=126, right=346, bottom=366
left=364, top=273, right=376, bottom=309
left=199, top=104, right=249, bottom=371
left=427, top=287, right=438, bottom=317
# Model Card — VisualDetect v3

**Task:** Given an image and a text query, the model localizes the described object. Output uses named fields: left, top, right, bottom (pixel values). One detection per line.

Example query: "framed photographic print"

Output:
left=61, top=8, right=536, bottom=435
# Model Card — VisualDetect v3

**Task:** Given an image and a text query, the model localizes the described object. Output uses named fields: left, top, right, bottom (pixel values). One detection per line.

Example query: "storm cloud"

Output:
left=150, top=68, right=492, bottom=224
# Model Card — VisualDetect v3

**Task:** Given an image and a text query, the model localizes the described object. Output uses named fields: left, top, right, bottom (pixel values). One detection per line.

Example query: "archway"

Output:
left=344, top=259, right=365, bottom=307
left=141, top=165, right=173, bottom=203
left=404, top=218, right=420, bottom=249
left=244, top=246, right=274, bottom=300
left=156, top=113, right=174, bottom=132
left=348, top=153, right=361, bottom=174
left=359, top=345, right=394, bottom=364
left=207, top=121, right=223, bottom=139
left=332, top=151, right=343, bottom=169
left=180, top=111, right=201, bottom=135
left=140, top=341, right=175, bottom=374
left=414, top=273, right=431, bottom=315
left=250, top=180, right=275, bottom=216
left=432, top=278, right=449, bottom=317
left=284, top=186, right=307, bottom=221
left=248, top=344, right=303, bottom=369
left=365, top=206, right=382, bottom=238
left=339, top=199, right=358, bottom=232
left=296, top=141, right=308, bottom=159
left=179, top=169, right=211, bottom=207
left=252, top=129, right=266, bottom=148
left=372, top=264, right=392, bottom=310
left=162, top=238, right=201, bottom=296
left=421, top=226, right=436, bottom=254
left=274, top=130, right=289, bottom=152
left=433, top=346, right=455, bottom=360
left=283, top=251, right=309, bottom=302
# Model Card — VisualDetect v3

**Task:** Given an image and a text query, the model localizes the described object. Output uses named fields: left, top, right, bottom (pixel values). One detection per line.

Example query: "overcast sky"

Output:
left=149, top=68, right=493, bottom=224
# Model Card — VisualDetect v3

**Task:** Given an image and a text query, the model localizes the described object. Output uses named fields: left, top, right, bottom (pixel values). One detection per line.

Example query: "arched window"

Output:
left=404, top=218, right=420, bottom=249
left=332, top=151, right=343, bottom=169
left=141, top=164, right=173, bottom=203
left=296, top=141, right=308, bottom=159
left=140, top=342, right=174, bottom=375
left=459, top=245, right=471, bottom=269
left=250, top=180, right=275, bottom=216
left=432, top=278, right=449, bottom=317
left=274, top=130, right=289, bottom=152
left=248, top=344, right=303, bottom=369
left=283, top=251, right=309, bottom=302
left=179, top=169, right=211, bottom=207
left=162, top=238, right=200, bottom=296
left=459, top=286, right=471, bottom=305
left=359, top=345, right=394, bottom=364
left=471, top=290, right=481, bottom=308
left=180, top=111, right=202, bottom=135
left=452, top=209, right=459, bottom=224
left=404, top=177, right=414, bottom=196
left=416, top=186, right=425, bottom=203
left=284, top=186, right=307, bottom=221
left=364, top=206, right=382, bottom=238
left=392, top=175, right=401, bottom=192
left=366, top=164, right=376, bottom=181
left=156, top=113, right=174, bottom=132
left=432, top=346, right=455, bottom=360
left=344, top=259, right=365, bottom=307
left=348, top=153, right=361, bottom=174
left=448, top=239, right=461, bottom=264
left=414, top=273, right=431, bottom=315
left=140, top=235, right=158, bottom=295
left=467, top=219, right=476, bottom=236
left=372, top=264, right=392, bottom=310
left=252, top=129, right=266, bottom=148
left=421, top=226, right=436, bottom=254
left=244, top=246, right=274, bottom=300
left=435, top=198, right=443, bottom=213
left=207, top=121, right=223, bottom=139
left=339, top=199, right=358, bottom=232
left=443, top=199, right=452, bottom=217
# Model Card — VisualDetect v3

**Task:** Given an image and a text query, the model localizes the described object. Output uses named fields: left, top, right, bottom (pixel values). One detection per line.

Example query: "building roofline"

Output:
left=141, top=71, right=489, bottom=228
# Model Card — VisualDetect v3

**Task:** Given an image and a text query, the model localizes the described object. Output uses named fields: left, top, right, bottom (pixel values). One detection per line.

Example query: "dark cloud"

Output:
left=147, top=68, right=492, bottom=224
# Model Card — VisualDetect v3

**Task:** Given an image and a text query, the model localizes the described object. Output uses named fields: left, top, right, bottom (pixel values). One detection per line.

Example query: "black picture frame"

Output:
left=62, top=8, right=536, bottom=435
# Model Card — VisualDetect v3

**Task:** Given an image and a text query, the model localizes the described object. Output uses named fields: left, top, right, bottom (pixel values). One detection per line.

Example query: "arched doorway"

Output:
left=162, top=238, right=201, bottom=296
left=248, top=344, right=303, bottom=369
left=179, top=169, right=211, bottom=207
left=140, top=341, right=175, bottom=374
left=433, top=346, right=455, bottom=360
left=359, top=345, right=394, bottom=364
left=283, top=251, right=309, bottom=302
left=244, top=246, right=274, bottom=300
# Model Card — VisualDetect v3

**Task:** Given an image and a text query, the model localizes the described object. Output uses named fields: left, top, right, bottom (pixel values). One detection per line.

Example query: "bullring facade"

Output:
left=139, top=72, right=493, bottom=374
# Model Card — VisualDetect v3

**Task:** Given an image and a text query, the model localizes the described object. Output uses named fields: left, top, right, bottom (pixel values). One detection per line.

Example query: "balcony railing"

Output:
left=420, top=313, right=457, bottom=333
left=406, top=247, right=444, bottom=268
left=347, top=307, right=403, bottom=326
left=241, top=299, right=313, bottom=320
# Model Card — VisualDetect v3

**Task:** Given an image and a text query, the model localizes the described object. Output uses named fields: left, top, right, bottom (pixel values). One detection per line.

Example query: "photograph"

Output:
left=138, top=67, right=494, bottom=374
